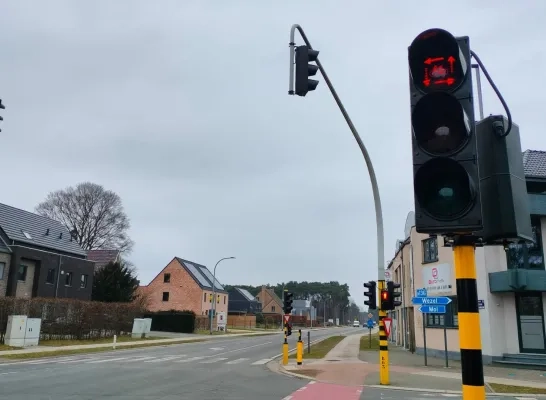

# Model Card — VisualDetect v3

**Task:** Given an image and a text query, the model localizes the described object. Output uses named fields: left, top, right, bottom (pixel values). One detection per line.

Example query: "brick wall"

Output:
left=144, top=258, right=203, bottom=313
left=0, top=253, right=11, bottom=297
left=199, top=289, right=229, bottom=317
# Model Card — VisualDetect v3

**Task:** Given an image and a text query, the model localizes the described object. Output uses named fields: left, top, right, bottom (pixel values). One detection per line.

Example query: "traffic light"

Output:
left=380, top=289, right=391, bottom=311
left=283, top=291, right=294, bottom=314
left=287, top=324, right=292, bottom=337
left=408, top=28, right=482, bottom=234
left=363, top=281, right=377, bottom=310
left=0, top=99, right=4, bottom=132
left=295, top=45, right=319, bottom=97
left=387, top=281, right=402, bottom=308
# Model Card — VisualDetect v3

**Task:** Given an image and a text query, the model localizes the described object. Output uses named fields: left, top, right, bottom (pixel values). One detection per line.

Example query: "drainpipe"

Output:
left=401, top=247, right=406, bottom=349
left=55, top=255, right=62, bottom=298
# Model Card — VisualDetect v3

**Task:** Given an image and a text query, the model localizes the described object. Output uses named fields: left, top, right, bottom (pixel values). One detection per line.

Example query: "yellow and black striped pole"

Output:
left=378, top=279, right=389, bottom=385
left=453, top=238, right=485, bottom=399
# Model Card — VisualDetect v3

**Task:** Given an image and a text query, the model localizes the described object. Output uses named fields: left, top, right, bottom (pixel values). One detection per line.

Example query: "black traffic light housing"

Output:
left=380, top=289, right=391, bottom=311
left=283, top=291, right=294, bottom=315
left=363, top=281, right=377, bottom=310
left=287, top=324, right=292, bottom=337
left=408, top=28, right=482, bottom=235
left=387, top=281, right=402, bottom=308
left=295, top=45, right=319, bottom=97
left=0, top=99, right=5, bottom=132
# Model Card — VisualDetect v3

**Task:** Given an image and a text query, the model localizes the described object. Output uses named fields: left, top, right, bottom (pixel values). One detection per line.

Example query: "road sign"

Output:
left=283, top=314, right=291, bottom=325
left=368, top=313, right=373, bottom=319
left=411, top=296, right=452, bottom=305
left=367, top=319, right=374, bottom=329
left=418, top=305, right=446, bottom=314
left=383, top=317, right=392, bottom=337
left=416, top=288, right=427, bottom=297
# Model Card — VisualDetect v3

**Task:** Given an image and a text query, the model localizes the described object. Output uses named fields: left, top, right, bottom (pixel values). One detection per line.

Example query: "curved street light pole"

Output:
left=210, top=256, right=236, bottom=334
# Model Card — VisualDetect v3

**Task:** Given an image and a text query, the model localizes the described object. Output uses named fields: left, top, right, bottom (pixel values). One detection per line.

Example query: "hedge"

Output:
left=143, top=310, right=196, bottom=333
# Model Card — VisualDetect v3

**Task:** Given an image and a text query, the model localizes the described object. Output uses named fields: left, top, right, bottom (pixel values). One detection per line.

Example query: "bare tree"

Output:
left=36, top=182, right=134, bottom=253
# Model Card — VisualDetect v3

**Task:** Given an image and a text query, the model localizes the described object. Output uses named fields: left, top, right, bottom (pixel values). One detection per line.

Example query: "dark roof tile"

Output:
left=523, top=150, right=546, bottom=178
left=0, top=203, right=86, bottom=256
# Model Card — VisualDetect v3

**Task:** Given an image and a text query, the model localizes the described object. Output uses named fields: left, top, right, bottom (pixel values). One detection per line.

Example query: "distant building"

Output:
left=227, top=287, right=261, bottom=314
left=87, top=249, right=121, bottom=271
left=292, top=299, right=316, bottom=320
left=138, top=257, right=229, bottom=318
left=0, top=202, right=95, bottom=300
left=255, top=285, right=282, bottom=314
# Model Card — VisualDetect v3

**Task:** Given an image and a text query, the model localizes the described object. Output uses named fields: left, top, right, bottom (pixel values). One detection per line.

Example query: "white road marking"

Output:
left=209, top=347, right=224, bottom=351
left=86, top=357, right=128, bottom=364
left=144, top=356, right=185, bottom=363
left=251, top=359, right=271, bottom=365
left=58, top=358, right=97, bottom=364
left=200, top=357, right=228, bottom=364
left=174, top=356, right=205, bottom=363
left=225, top=358, right=249, bottom=365
left=125, top=356, right=157, bottom=362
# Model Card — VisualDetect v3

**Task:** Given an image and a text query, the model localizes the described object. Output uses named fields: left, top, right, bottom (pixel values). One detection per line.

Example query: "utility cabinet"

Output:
left=132, top=318, right=152, bottom=338
left=4, top=315, right=42, bottom=347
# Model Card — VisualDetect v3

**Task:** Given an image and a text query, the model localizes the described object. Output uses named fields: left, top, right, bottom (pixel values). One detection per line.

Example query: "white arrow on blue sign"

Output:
left=418, top=305, right=446, bottom=314
left=411, top=296, right=452, bottom=305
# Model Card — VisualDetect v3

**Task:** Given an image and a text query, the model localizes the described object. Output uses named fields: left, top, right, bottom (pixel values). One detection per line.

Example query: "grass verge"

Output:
left=290, top=335, right=345, bottom=359
left=39, top=336, right=165, bottom=347
left=0, top=339, right=206, bottom=360
left=359, top=333, right=379, bottom=351
left=489, top=382, right=546, bottom=394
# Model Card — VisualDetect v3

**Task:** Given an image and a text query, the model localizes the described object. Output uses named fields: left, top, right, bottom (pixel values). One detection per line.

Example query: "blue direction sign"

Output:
left=418, top=305, right=446, bottom=314
left=416, top=288, right=427, bottom=297
left=411, top=296, right=452, bottom=306
left=367, top=319, right=374, bottom=329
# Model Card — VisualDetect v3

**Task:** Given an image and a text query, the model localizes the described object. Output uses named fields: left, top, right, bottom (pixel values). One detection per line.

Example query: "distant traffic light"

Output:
left=363, top=281, right=377, bottom=310
left=295, top=45, right=319, bottom=97
left=283, top=291, right=294, bottom=314
left=387, top=281, right=402, bottom=308
left=380, top=289, right=391, bottom=311
left=0, top=99, right=5, bottom=132
left=408, top=28, right=482, bottom=234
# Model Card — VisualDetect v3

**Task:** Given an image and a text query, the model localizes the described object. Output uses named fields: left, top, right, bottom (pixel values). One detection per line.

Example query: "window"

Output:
left=164, top=273, right=171, bottom=283
left=18, top=265, right=27, bottom=281
left=21, top=230, right=32, bottom=239
left=423, top=238, right=438, bottom=263
left=203, top=292, right=207, bottom=302
left=426, top=296, right=458, bottom=328
left=80, top=274, right=88, bottom=289
left=162, top=292, right=169, bottom=301
left=271, top=306, right=276, bottom=312
left=506, top=216, right=544, bottom=270
left=0, top=262, right=4, bottom=280
left=224, top=296, right=226, bottom=304
left=46, top=268, right=55, bottom=284
left=65, top=272, right=73, bottom=286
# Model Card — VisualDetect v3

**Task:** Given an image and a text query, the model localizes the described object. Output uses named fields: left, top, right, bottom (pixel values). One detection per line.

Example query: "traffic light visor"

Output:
left=409, top=28, right=467, bottom=93
left=415, top=158, right=475, bottom=220
left=412, top=92, right=470, bottom=156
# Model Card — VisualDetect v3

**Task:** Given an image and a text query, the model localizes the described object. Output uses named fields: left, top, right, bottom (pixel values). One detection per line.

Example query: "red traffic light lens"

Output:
left=381, top=291, right=388, bottom=300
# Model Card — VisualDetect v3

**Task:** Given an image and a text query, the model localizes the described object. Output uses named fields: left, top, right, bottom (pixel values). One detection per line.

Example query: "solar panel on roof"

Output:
left=184, top=262, right=211, bottom=288
left=199, top=266, right=224, bottom=290
left=238, top=288, right=255, bottom=301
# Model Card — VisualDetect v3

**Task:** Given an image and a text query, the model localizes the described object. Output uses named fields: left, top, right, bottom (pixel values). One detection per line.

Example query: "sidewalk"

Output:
left=0, top=331, right=275, bottom=357
left=279, top=332, right=546, bottom=394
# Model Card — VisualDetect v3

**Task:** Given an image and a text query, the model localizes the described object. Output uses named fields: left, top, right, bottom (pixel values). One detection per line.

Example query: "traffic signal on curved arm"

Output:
left=295, top=45, right=319, bottom=97
left=363, top=281, right=377, bottom=310
left=408, top=28, right=482, bottom=235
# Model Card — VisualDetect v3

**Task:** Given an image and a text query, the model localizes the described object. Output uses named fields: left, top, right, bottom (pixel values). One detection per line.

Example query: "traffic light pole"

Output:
left=447, top=235, right=485, bottom=399
left=288, top=23, right=386, bottom=299
left=378, top=280, right=389, bottom=385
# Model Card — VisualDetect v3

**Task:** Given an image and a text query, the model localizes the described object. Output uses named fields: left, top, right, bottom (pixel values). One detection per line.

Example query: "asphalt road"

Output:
left=0, top=326, right=357, bottom=400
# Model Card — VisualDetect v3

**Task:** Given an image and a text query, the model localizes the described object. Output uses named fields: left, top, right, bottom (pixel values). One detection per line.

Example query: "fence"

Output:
left=0, top=297, right=145, bottom=344
left=227, top=314, right=256, bottom=329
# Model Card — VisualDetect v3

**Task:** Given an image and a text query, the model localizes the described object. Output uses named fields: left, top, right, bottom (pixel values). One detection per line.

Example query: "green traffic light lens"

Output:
left=414, top=158, right=475, bottom=220
left=412, top=92, right=470, bottom=156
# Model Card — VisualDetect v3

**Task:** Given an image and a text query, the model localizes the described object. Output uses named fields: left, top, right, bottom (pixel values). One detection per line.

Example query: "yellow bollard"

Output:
left=282, top=327, right=289, bottom=365
left=296, top=337, right=303, bottom=365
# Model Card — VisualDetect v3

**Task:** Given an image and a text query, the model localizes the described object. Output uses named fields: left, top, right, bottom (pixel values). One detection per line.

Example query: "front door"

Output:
left=516, top=293, right=546, bottom=353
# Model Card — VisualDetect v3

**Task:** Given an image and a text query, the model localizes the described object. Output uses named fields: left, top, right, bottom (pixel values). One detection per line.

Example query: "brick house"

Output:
left=0, top=202, right=95, bottom=300
left=139, top=257, right=229, bottom=317
left=255, top=285, right=282, bottom=314
left=87, top=249, right=121, bottom=271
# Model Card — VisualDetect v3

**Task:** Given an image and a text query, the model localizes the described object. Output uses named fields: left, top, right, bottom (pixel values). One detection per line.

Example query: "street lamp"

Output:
left=210, top=256, right=236, bottom=334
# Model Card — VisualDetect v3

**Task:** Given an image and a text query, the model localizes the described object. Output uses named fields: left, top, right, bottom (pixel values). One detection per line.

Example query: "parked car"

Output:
left=352, top=320, right=360, bottom=327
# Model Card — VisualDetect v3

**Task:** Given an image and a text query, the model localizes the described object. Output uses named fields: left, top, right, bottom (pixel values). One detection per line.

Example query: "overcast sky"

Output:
left=1, top=1, right=545, bottom=307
